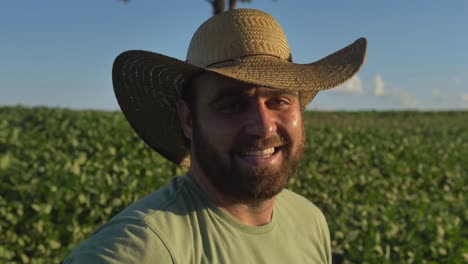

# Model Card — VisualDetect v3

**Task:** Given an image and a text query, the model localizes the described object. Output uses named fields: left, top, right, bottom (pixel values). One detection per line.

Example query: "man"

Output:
left=66, top=8, right=366, bottom=263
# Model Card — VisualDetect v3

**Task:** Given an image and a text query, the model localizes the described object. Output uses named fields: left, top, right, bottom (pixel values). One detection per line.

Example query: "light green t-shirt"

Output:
left=65, top=175, right=331, bottom=263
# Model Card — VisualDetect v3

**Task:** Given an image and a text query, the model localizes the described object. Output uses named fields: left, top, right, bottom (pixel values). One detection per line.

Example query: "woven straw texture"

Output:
left=113, top=9, right=367, bottom=166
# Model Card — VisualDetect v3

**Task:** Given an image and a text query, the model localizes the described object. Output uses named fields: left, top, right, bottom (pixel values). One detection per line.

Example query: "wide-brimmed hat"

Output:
left=112, top=8, right=367, bottom=167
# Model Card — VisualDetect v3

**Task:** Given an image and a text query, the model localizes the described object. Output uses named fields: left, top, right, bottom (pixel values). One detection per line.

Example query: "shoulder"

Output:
left=113, top=175, right=190, bottom=220
left=64, top=219, right=173, bottom=263
left=276, top=188, right=328, bottom=228
left=65, top=176, right=192, bottom=263
left=276, top=189, right=332, bottom=263
left=277, top=189, right=324, bottom=215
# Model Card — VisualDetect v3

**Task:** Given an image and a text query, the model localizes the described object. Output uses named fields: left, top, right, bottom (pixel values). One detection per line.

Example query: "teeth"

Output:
left=242, top=148, right=275, bottom=157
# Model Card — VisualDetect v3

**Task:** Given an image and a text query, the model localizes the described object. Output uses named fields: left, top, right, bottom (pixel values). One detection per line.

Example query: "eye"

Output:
left=267, top=97, right=292, bottom=109
left=216, top=98, right=248, bottom=114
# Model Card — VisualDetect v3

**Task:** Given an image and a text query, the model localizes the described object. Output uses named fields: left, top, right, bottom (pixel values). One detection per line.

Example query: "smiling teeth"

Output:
left=242, top=148, right=275, bottom=157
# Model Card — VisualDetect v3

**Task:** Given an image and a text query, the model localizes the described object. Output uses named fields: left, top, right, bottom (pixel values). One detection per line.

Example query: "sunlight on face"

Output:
left=189, top=73, right=305, bottom=202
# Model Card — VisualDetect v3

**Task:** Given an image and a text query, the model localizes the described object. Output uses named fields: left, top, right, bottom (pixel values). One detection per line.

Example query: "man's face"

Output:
left=187, top=74, right=305, bottom=203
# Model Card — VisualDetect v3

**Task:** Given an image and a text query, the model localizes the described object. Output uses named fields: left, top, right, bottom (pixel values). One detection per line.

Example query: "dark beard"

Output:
left=192, top=119, right=305, bottom=203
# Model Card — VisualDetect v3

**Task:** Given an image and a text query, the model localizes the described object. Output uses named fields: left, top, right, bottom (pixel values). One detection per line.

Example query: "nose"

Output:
left=243, top=101, right=277, bottom=138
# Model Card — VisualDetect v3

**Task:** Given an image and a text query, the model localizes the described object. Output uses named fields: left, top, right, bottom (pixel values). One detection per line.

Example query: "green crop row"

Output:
left=0, top=106, right=466, bottom=263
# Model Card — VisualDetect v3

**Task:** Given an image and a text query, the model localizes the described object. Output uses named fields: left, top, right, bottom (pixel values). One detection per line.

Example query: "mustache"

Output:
left=233, top=135, right=288, bottom=152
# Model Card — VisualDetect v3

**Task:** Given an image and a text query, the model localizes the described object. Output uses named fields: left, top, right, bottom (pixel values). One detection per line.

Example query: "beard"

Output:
left=191, top=120, right=305, bottom=203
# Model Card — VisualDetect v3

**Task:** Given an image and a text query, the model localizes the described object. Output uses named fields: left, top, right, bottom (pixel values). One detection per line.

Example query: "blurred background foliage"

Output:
left=0, top=106, right=466, bottom=263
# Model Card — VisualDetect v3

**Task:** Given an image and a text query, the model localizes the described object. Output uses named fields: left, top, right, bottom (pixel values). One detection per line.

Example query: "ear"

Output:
left=176, top=99, right=193, bottom=141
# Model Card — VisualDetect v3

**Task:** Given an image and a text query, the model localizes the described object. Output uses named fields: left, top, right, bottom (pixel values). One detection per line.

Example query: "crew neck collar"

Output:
left=182, top=173, right=277, bottom=234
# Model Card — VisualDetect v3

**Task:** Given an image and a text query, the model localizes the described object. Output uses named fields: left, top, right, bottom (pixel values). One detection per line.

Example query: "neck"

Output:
left=188, top=166, right=276, bottom=226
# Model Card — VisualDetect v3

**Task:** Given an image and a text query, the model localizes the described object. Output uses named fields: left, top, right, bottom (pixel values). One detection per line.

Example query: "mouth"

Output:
left=240, top=147, right=280, bottom=157
left=234, top=146, right=282, bottom=166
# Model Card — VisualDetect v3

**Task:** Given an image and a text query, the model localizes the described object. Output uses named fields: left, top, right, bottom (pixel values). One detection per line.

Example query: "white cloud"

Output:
left=453, top=76, right=463, bottom=86
left=461, top=93, right=468, bottom=102
left=374, top=74, right=384, bottom=96
left=389, top=88, right=419, bottom=108
left=335, top=75, right=363, bottom=94
left=432, top=89, right=441, bottom=98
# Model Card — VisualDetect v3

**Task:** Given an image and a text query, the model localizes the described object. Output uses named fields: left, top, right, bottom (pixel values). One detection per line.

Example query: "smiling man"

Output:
left=179, top=73, right=306, bottom=227
left=66, top=8, right=366, bottom=263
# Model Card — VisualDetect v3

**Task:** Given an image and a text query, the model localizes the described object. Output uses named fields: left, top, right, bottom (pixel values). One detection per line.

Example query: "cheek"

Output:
left=199, top=114, right=240, bottom=147
left=282, top=109, right=303, bottom=136
left=290, top=114, right=301, bottom=129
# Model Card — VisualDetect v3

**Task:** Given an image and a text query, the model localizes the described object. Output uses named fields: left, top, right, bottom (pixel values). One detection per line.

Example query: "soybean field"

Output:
left=0, top=106, right=466, bottom=263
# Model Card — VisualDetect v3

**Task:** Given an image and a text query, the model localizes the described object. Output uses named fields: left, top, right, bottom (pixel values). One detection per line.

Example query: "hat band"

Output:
left=192, top=53, right=293, bottom=68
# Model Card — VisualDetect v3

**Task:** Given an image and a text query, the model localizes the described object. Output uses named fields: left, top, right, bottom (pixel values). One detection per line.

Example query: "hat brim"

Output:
left=112, top=38, right=367, bottom=167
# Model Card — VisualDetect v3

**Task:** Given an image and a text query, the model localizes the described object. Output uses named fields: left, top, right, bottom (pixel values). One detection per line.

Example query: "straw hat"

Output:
left=112, top=9, right=367, bottom=167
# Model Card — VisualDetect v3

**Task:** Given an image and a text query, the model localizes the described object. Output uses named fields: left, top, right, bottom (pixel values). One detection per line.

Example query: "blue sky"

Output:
left=1, top=0, right=467, bottom=110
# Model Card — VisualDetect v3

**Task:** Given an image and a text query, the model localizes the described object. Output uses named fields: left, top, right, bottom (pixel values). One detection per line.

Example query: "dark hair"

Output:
left=181, top=74, right=200, bottom=113
left=179, top=74, right=201, bottom=148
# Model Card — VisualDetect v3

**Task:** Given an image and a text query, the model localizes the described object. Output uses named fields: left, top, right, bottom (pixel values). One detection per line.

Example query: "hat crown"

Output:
left=187, top=9, right=291, bottom=67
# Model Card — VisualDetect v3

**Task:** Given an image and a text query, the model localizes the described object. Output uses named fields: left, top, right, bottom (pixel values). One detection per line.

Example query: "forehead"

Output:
left=192, top=73, right=298, bottom=99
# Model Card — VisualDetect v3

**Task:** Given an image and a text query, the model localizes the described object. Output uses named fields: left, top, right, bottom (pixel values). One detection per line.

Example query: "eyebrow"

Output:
left=260, top=89, right=298, bottom=98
